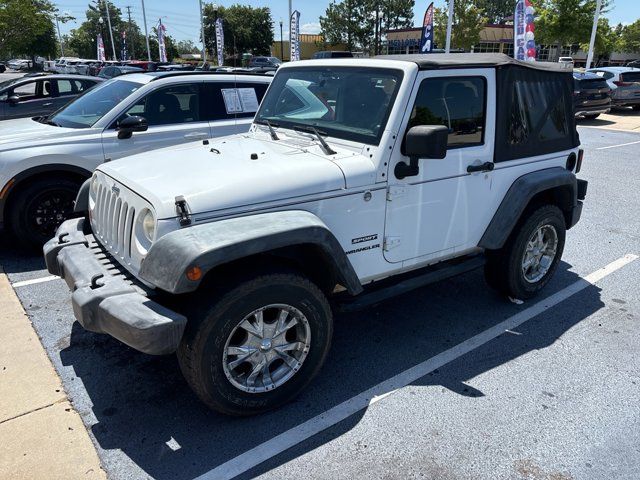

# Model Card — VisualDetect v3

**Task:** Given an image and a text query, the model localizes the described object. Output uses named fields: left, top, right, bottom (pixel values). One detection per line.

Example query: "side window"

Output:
left=408, top=76, right=486, bottom=148
left=56, top=79, right=77, bottom=96
left=12, top=81, right=37, bottom=99
left=121, top=83, right=201, bottom=126
left=508, top=79, right=568, bottom=146
left=235, top=82, right=269, bottom=119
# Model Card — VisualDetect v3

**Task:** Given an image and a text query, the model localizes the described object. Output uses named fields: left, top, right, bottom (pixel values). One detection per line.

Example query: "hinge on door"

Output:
left=386, top=185, right=407, bottom=201
left=383, top=236, right=401, bottom=251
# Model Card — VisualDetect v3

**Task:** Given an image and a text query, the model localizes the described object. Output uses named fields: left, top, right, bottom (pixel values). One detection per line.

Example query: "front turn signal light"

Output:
left=186, top=266, right=202, bottom=282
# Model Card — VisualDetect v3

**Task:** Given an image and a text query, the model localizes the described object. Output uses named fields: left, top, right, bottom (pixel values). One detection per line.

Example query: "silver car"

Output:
left=0, top=75, right=103, bottom=121
left=587, top=67, right=640, bottom=110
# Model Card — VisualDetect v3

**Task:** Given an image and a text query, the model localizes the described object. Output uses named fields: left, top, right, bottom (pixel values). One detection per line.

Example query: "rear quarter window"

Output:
left=621, top=72, right=640, bottom=82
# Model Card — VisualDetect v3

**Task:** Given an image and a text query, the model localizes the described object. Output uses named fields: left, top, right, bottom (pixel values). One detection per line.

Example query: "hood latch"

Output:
left=175, top=196, right=192, bottom=226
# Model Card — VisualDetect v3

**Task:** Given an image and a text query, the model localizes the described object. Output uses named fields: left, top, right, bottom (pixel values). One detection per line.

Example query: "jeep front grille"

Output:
left=93, top=181, right=136, bottom=261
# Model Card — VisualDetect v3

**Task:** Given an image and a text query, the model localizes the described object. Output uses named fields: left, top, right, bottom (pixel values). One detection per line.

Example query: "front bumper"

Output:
left=44, top=218, right=187, bottom=355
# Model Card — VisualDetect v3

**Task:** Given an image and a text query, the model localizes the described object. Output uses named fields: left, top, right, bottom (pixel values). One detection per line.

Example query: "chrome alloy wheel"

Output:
left=222, top=304, right=311, bottom=393
left=522, top=224, right=558, bottom=283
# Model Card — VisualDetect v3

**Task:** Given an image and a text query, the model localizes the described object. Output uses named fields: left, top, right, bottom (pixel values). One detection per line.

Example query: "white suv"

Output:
left=46, top=54, right=587, bottom=415
left=0, top=71, right=271, bottom=246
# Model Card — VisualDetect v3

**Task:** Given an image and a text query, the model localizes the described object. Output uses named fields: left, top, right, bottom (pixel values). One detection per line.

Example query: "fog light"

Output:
left=186, top=266, right=202, bottom=282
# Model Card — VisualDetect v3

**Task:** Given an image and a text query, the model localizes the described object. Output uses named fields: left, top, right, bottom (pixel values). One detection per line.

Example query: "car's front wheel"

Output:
left=485, top=205, right=566, bottom=299
left=177, top=271, right=333, bottom=416
left=7, top=177, right=81, bottom=248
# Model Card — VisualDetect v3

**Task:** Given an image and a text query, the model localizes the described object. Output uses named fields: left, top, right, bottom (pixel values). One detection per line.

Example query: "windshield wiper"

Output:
left=293, top=126, right=336, bottom=155
left=263, top=119, right=279, bottom=141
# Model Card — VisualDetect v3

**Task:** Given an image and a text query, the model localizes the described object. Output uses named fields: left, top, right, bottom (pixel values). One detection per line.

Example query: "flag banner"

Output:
left=514, top=0, right=536, bottom=61
left=290, top=10, right=300, bottom=61
left=420, top=2, right=434, bottom=53
left=215, top=17, right=224, bottom=66
left=158, top=21, right=167, bottom=62
left=97, top=34, right=106, bottom=61
left=121, top=31, right=128, bottom=61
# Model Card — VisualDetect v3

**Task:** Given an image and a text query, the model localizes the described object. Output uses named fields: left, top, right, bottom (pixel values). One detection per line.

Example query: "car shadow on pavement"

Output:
left=0, top=233, right=46, bottom=274
left=59, top=261, right=604, bottom=480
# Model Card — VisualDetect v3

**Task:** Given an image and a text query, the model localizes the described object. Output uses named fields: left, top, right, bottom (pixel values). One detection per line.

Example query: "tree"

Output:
left=202, top=4, right=274, bottom=64
left=620, top=19, right=640, bottom=53
left=176, top=39, right=199, bottom=55
left=320, top=0, right=414, bottom=54
left=475, top=0, right=516, bottom=24
left=433, top=0, right=486, bottom=51
left=536, top=0, right=613, bottom=59
left=0, top=0, right=59, bottom=61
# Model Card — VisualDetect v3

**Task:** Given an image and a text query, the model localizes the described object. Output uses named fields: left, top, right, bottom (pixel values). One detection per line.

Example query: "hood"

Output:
left=99, top=134, right=361, bottom=219
left=0, top=117, right=89, bottom=152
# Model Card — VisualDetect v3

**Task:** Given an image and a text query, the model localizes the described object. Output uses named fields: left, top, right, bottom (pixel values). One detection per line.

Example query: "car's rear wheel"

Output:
left=7, top=177, right=81, bottom=248
left=485, top=205, right=566, bottom=300
left=177, top=271, right=333, bottom=416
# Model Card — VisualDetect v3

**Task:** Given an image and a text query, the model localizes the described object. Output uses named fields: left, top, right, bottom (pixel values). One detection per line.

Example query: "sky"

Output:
left=53, top=0, right=640, bottom=46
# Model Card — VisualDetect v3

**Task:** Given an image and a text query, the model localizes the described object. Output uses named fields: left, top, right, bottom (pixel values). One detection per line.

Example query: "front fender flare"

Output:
left=139, top=210, right=363, bottom=295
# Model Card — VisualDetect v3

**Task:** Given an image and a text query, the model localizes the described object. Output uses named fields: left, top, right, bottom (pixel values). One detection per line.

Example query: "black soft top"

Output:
left=377, top=53, right=570, bottom=73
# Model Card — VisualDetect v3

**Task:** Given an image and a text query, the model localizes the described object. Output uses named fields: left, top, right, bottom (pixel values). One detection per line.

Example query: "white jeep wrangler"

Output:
left=45, top=54, right=587, bottom=415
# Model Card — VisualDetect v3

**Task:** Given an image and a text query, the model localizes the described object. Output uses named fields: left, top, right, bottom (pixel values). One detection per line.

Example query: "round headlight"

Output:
left=90, top=174, right=98, bottom=195
left=142, top=210, right=155, bottom=241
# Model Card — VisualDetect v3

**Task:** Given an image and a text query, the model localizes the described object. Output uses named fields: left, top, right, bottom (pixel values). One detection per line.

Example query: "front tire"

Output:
left=485, top=205, right=566, bottom=299
left=7, top=177, right=81, bottom=248
left=177, top=272, right=333, bottom=416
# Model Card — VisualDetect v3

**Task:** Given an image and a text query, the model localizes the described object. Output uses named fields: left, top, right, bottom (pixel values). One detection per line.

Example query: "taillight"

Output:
left=613, top=80, right=632, bottom=87
left=576, top=149, right=584, bottom=173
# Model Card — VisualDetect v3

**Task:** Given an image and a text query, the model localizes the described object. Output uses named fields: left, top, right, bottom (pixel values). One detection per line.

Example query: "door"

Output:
left=4, top=79, right=54, bottom=119
left=384, top=69, right=496, bottom=263
left=102, top=81, right=212, bottom=161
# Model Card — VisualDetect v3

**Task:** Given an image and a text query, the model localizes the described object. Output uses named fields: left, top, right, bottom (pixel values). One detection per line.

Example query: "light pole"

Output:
left=445, top=0, right=454, bottom=53
left=140, top=0, right=151, bottom=61
left=54, top=15, right=65, bottom=57
left=585, top=0, right=602, bottom=69
left=279, top=19, right=284, bottom=60
left=103, top=0, right=117, bottom=60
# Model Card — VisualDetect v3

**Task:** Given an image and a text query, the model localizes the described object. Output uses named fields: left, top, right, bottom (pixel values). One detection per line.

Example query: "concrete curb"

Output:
left=0, top=269, right=105, bottom=479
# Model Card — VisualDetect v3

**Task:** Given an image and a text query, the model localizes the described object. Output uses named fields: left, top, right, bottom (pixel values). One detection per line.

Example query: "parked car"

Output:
left=7, top=59, right=32, bottom=71
left=98, top=65, right=145, bottom=79
left=44, top=53, right=586, bottom=415
left=0, top=75, right=102, bottom=121
left=248, top=56, right=282, bottom=68
left=558, top=56, right=574, bottom=67
left=572, top=71, right=611, bottom=119
left=586, top=67, right=640, bottom=110
left=52, top=57, right=80, bottom=73
left=312, top=51, right=354, bottom=59
left=125, top=61, right=158, bottom=72
left=0, top=71, right=272, bottom=245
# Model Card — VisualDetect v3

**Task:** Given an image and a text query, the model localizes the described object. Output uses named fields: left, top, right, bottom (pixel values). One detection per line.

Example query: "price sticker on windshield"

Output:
left=221, top=88, right=259, bottom=114
left=221, top=88, right=243, bottom=113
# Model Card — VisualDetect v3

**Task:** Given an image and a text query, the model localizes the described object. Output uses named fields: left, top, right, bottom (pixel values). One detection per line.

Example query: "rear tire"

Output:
left=7, top=177, right=81, bottom=249
left=484, top=205, right=566, bottom=300
left=177, top=271, right=333, bottom=416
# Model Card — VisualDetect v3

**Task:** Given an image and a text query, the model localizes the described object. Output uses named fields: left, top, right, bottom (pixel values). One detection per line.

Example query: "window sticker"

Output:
left=221, top=88, right=242, bottom=113
left=237, top=88, right=259, bottom=112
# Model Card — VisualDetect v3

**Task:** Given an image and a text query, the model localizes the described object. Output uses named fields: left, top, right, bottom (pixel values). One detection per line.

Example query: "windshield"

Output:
left=255, top=67, right=403, bottom=144
left=49, top=79, right=142, bottom=128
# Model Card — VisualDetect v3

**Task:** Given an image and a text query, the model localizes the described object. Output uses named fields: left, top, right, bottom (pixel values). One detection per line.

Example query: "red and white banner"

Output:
left=97, top=34, right=106, bottom=62
left=514, top=0, right=536, bottom=62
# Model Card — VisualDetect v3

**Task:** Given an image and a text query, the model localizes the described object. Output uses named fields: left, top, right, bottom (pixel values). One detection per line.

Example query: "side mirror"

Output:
left=117, top=115, right=148, bottom=139
left=395, top=125, right=449, bottom=179
left=8, top=95, right=20, bottom=105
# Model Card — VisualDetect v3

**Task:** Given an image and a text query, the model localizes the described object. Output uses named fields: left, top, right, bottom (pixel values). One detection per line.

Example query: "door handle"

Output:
left=184, top=132, right=208, bottom=140
left=467, top=161, right=494, bottom=173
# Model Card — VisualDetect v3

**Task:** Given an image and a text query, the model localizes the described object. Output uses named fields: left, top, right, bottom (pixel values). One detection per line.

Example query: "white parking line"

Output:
left=197, top=253, right=638, bottom=480
left=597, top=139, right=640, bottom=150
left=12, top=275, right=59, bottom=288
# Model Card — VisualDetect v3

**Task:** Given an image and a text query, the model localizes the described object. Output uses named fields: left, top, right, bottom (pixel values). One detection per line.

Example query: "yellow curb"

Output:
left=0, top=270, right=105, bottom=479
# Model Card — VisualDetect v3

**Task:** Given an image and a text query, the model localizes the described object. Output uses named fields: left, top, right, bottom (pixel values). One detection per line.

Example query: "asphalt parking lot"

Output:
left=1, top=125, right=639, bottom=480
